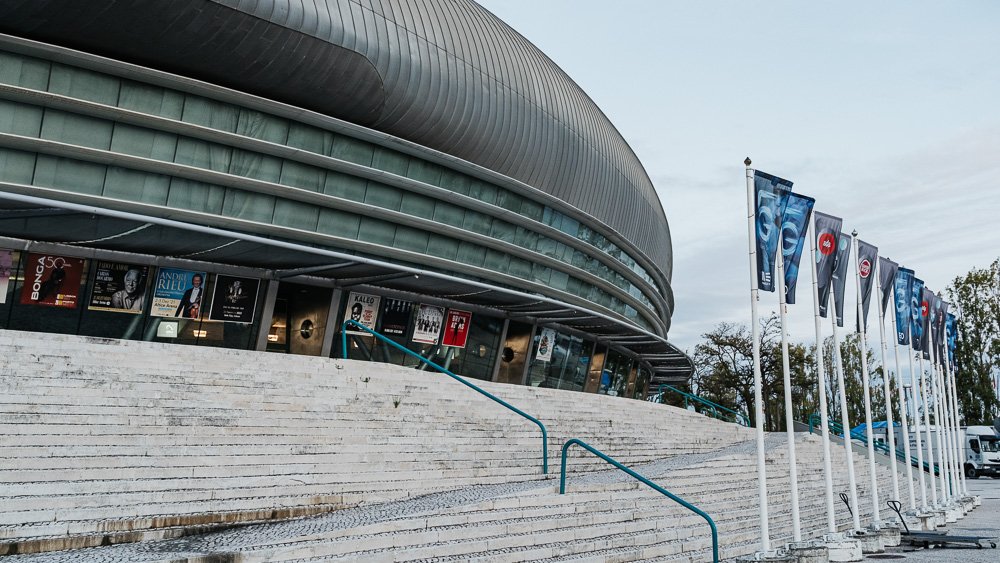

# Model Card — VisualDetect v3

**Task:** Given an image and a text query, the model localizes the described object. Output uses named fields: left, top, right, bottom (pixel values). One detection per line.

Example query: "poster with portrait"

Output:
left=151, top=268, right=208, bottom=318
left=412, top=304, right=444, bottom=345
left=19, top=253, right=85, bottom=309
left=535, top=327, right=557, bottom=362
left=343, top=291, right=380, bottom=334
left=88, top=261, right=150, bottom=314
left=441, top=309, right=472, bottom=348
left=380, top=298, right=412, bottom=336
left=208, top=275, right=260, bottom=323
left=0, top=249, right=13, bottom=304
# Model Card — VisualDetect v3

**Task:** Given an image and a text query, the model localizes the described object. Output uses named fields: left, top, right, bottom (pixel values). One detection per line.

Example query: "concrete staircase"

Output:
left=0, top=330, right=913, bottom=561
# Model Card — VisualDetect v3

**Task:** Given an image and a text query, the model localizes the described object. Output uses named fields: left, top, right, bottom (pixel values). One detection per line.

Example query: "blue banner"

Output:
left=754, top=171, right=791, bottom=292
left=910, top=277, right=926, bottom=351
left=878, top=257, right=898, bottom=319
left=894, top=267, right=914, bottom=345
left=831, top=232, right=852, bottom=327
left=946, top=312, right=957, bottom=370
left=781, top=192, right=814, bottom=304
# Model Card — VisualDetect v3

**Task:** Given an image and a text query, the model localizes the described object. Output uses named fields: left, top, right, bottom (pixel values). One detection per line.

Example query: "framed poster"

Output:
left=441, top=309, right=472, bottom=348
left=19, top=253, right=85, bottom=309
left=88, top=261, right=150, bottom=314
left=0, top=249, right=13, bottom=304
left=151, top=268, right=207, bottom=318
left=381, top=298, right=412, bottom=336
left=344, top=291, right=380, bottom=334
left=412, top=304, right=444, bottom=345
left=208, top=275, right=260, bottom=323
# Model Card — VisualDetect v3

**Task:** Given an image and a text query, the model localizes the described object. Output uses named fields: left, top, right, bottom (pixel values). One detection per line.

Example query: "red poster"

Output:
left=19, top=253, right=86, bottom=308
left=441, top=309, right=472, bottom=348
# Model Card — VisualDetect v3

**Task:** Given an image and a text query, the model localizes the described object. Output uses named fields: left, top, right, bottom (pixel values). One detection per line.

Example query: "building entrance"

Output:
left=265, top=283, right=333, bottom=356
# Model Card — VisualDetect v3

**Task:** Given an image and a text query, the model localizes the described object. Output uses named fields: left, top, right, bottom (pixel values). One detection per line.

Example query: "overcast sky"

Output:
left=478, top=0, right=1000, bottom=354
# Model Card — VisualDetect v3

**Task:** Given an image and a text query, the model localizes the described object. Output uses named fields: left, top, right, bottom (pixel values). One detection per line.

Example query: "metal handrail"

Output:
left=807, top=412, right=939, bottom=475
left=657, top=384, right=750, bottom=427
left=559, top=438, right=719, bottom=563
left=341, top=319, right=548, bottom=474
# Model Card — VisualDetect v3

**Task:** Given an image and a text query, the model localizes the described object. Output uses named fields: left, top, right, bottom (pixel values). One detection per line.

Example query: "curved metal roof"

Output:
left=0, top=0, right=672, bottom=281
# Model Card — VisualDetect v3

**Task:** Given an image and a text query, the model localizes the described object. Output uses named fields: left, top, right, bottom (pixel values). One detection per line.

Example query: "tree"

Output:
left=947, top=258, right=1000, bottom=425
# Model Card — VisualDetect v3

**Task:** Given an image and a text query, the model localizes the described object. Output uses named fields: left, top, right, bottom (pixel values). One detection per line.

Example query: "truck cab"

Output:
left=965, top=425, right=1000, bottom=479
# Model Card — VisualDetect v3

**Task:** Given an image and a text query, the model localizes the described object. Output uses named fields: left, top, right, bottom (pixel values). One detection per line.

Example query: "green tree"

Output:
left=947, top=258, right=1000, bottom=425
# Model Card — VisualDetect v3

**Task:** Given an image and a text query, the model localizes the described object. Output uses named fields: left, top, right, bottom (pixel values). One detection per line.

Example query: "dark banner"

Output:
left=919, top=287, right=934, bottom=359
left=89, top=261, right=150, bottom=314
left=877, top=257, right=898, bottom=319
left=380, top=298, right=412, bottom=336
left=754, top=170, right=792, bottom=292
left=19, top=253, right=86, bottom=309
left=856, top=239, right=878, bottom=331
left=781, top=192, right=814, bottom=304
left=814, top=212, right=843, bottom=317
left=831, top=232, right=852, bottom=327
left=933, top=299, right=948, bottom=366
left=208, top=275, right=260, bottom=323
left=946, top=312, right=957, bottom=371
left=894, top=268, right=914, bottom=345
left=910, top=277, right=925, bottom=351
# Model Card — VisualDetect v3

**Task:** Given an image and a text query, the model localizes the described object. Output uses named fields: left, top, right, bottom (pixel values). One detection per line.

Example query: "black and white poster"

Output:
left=412, top=304, right=444, bottom=345
left=89, top=261, right=150, bottom=314
left=344, top=291, right=380, bottom=334
left=208, top=275, right=260, bottom=323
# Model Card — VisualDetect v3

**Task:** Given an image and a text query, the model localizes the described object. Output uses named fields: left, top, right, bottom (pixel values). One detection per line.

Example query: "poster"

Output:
left=344, top=291, right=380, bottom=334
left=19, top=253, right=85, bottom=309
left=412, top=304, right=444, bottom=345
left=151, top=268, right=208, bottom=318
left=0, top=249, right=12, bottom=304
left=535, top=327, right=557, bottom=362
left=441, top=309, right=472, bottom=348
left=381, top=298, right=412, bottom=336
left=208, top=275, right=260, bottom=323
left=88, top=261, right=150, bottom=314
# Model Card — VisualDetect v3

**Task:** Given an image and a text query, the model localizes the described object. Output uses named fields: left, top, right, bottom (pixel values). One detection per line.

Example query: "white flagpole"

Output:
left=775, top=225, right=802, bottom=541
left=937, top=359, right=957, bottom=501
left=918, top=353, right=939, bottom=508
left=947, top=350, right=967, bottom=495
left=851, top=233, right=881, bottom=526
left=744, top=159, right=771, bottom=552
left=808, top=216, right=837, bottom=533
left=945, top=359, right=962, bottom=497
left=830, top=291, right=861, bottom=530
left=874, top=262, right=900, bottom=506
left=909, top=352, right=929, bottom=510
left=889, top=288, right=916, bottom=511
left=930, top=353, right=949, bottom=503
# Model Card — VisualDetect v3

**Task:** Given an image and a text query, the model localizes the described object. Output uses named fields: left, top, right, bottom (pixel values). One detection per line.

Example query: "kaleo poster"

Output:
left=344, top=291, right=380, bottom=334
left=535, top=328, right=557, bottom=362
left=151, top=268, right=207, bottom=318
left=412, top=304, right=444, bottom=345
left=19, top=253, right=85, bottom=308
left=208, top=275, right=260, bottom=323
left=89, top=261, right=150, bottom=314
left=0, top=249, right=12, bottom=303
left=441, top=309, right=472, bottom=348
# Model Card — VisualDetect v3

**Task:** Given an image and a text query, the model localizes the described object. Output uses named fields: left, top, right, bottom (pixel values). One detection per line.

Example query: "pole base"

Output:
left=868, top=523, right=902, bottom=547
left=847, top=529, right=885, bottom=554
left=786, top=541, right=830, bottom=563
left=734, top=550, right=797, bottom=562
left=821, top=534, right=863, bottom=562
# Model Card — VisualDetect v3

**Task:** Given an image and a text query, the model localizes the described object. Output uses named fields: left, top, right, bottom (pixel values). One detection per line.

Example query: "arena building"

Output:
left=0, top=0, right=692, bottom=397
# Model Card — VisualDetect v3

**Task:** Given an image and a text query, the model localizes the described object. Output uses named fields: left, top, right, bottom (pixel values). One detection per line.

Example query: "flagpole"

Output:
left=874, top=262, right=900, bottom=506
left=946, top=349, right=967, bottom=495
left=909, top=350, right=928, bottom=510
left=775, top=225, right=802, bottom=541
left=946, top=360, right=961, bottom=497
left=830, top=291, right=861, bottom=530
left=937, top=359, right=957, bottom=501
left=930, top=356, right=948, bottom=503
left=918, top=353, right=939, bottom=508
left=745, top=158, right=771, bottom=552
left=851, top=233, right=881, bottom=527
left=889, top=290, right=916, bottom=511
left=808, top=216, right=837, bottom=533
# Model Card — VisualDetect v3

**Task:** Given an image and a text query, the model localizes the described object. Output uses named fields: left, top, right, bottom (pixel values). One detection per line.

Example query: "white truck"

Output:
left=964, top=425, right=1000, bottom=479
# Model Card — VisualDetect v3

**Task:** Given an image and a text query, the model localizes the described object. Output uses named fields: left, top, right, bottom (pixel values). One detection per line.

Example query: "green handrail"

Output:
left=341, top=319, right=548, bottom=474
left=559, top=438, right=719, bottom=563
left=657, top=385, right=750, bottom=427
left=807, top=413, right=939, bottom=475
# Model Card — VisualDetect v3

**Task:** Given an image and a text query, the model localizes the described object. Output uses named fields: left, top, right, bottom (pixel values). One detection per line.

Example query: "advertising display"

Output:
left=151, top=268, right=208, bottom=318
left=19, top=253, right=85, bottom=309
left=412, top=304, right=444, bottom=345
left=894, top=268, right=914, bottom=345
left=0, top=249, right=12, bottom=303
left=380, top=298, right=412, bottom=336
left=343, top=291, right=380, bottom=334
left=753, top=170, right=792, bottom=292
left=441, top=309, right=472, bottom=348
left=910, top=277, right=926, bottom=351
left=535, top=327, right=557, bottom=362
left=89, top=261, right=150, bottom=314
left=877, top=257, right=899, bottom=319
left=830, top=232, right=852, bottom=327
left=780, top=192, right=814, bottom=304
left=856, top=239, right=878, bottom=329
left=814, top=212, right=843, bottom=318
left=208, top=275, right=260, bottom=323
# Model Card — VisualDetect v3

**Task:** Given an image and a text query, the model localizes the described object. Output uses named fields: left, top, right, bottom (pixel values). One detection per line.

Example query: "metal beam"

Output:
left=274, top=261, right=357, bottom=279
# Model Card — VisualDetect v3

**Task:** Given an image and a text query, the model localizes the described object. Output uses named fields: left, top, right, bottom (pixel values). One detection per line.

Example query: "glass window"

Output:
left=103, top=167, right=170, bottom=205
left=286, top=123, right=333, bottom=154
left=117, top=81, right=184, bottom=119
left=48, top=64, right=120, bottom=105
left=468, top=181, right=497, bottom=205
left=110, top=123, right=178, bottom=161
left=489, top=220, right=516, bottom=244
left=514, top=227, right=538, bottom=251
left=363, top=183, right=402, bottom=211
left=483, top=249, right=510, bottom=271
left=279, top=161, right=325, bottom=192
left=330, top=135, right=374, bottom=166
left=520, top=198, right=543, bottom=222
left=221, top=189, right=275, bottom=223
left=432, top=201, right=465, bottom=228
left=40, top=109, right=113, bottom=150
left=507, top=257, right=531, bottom=279
left=371, top=148, right=409, bottom=175
left=0, top=52, right=51, bottom=89
left=166, top=178, right=226, bottom=215
left=495, top=190, right=523, bottom=214
left=235, top=110, right=289, bottom=144
left=358, top=217, right=396, bottom=246
left=273, top=199, right=320, bottom=231
left=400, top=192, right=434, bottom=218
left=323, top=171, right=367, bottom=201
left=456, top=242, right=486, bottom=267
left=0, top=148, right=37, bottom=184
left=405, top=160, right=443, bottom=186
left=393, top=225, right=429, bottom=253
left=427, top=234, right=460, bottom=261
left=0, top=100, right=43, bottom=137
left=180, top=96, right=238, bottom=132
left=228, top=149, right=283, bottom=183
left=33, top=155, right=106, bottom=196
left=174, top=138, right=232, bottom=173
left=526, top=329, right=591, bottom=392
left=317, top=208, right=361, bottom=239
left=445, top=313, right=503, bottom=381
left=462, top=210, right=492, bottom=235
left=438, top=169, right=471, bottom=195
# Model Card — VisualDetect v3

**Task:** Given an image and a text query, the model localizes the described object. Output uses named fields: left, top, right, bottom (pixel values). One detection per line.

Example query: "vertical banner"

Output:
left=934, top=300, right=949, bottom=366
left=441, top=309, right=472, bottom=348
left=878, top=257, right=899, bottom=319
left=855, top=239, right=878, bottom=330
left=894, top=268, right=914, bottom=345
left=152, top=269, right=208, bottom=318
left=814, top=212, right=844, bottom=317
left=208, top=275, right=260, bottom=323
left=535, top=327, right=557, bottom=362
left=754, top=171, right=792, bottom=292
left=830, top=232, right=853, bottom=327
left=89, top=261, right=150, bottom=313
left=0, top=249, right=13, bottom=303
left=412, top=304, right=444, bottom=345
left=781, top=192, right=815, bottom=304
left=344, top=291, right=380, bottom=334
left=19, top=253, right=85, bottom=308
left=909, top=277, right=925, bottom=352
left=380, top=298, right=412, bottom=336
left=945, top=313, right=957, bottom=371
left=919, top=288, right=934, bottom=360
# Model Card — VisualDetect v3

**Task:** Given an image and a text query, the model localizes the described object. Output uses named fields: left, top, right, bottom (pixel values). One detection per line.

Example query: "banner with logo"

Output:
left=946, top=313, right=957, bottom=370
left=208, top=275, right=260, bottom=323
left=19, top=253, right=85, bottom=309
left=831, top=232, right=852, bottom=327
left=535, top=327, right=558, bottom=362
left=89, top=261, right=150, bottom=314
left=412, top=304, right=444, bottom=345
left=0, top=249, right=13, bottom=303
left=855, top=239, right=878, bottom=330
left=932, top=299, right=948, bottom=366
left=441, top=309, right=472, bottom=348
left=343, top=291, right=380, bottom=334
left=814, top=212, right=843, bottom=317
left=910, top=277, right=925, bottom=351
left=920, top=287, right=935, bottom=360
left=781, top=192, right=814, bottom=304
left=753, top=171, right=792, bottom=292
left=877, top=257, right=898, bottom=319
left=894, top=268, right=914, bottom=345
left=152, top=268, right=208, bottom=318
left=380, top=298, right=412, bottom=336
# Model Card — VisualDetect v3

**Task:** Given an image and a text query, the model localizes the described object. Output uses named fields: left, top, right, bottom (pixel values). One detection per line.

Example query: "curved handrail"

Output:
left=658, top=384, right=750, bottom=427
left=559, top=438, right=719, bottom=563
left=807, top=413, right=939, bottom=475
left=341, top=319, right=548, bottom=474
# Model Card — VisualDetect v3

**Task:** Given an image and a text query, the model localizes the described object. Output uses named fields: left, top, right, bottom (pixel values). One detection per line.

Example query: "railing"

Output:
left=341, top=319, right=549, bottom=474
left=655, top=384, right=750, bottom=427
left=807, top=413, right=939, bottom=475
left=559, top=438, right=719, bottom=563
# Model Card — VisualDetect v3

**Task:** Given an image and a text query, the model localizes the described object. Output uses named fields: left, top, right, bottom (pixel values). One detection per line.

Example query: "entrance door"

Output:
left=265, top=283, right=332, bottom=356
